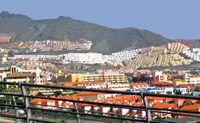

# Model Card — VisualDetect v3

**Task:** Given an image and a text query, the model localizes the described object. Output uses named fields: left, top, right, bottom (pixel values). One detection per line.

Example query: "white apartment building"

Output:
left=182, top=48, right=200, bottom=62
left=13, top=54, right=62, bottom=60
left=13, top=48, right=141, bottom=65
left=63, top=53, right=104, bottom=64
left=103, top=49, right=141, bottom=61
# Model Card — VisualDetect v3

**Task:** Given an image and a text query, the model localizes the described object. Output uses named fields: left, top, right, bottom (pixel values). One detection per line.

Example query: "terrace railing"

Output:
left=0, top=82, right=200, bottom=123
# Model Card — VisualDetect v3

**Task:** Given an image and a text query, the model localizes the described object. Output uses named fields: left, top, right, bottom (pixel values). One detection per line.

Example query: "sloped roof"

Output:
left=7, top=73, right=35, bottom=78
left=180, top=104, right=200, bottom=111
left=152, top=103, right=177, bottom=109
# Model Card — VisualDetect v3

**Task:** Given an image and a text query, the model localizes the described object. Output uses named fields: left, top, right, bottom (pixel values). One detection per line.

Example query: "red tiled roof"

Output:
left=7, top=73, right=35, bottom=78
left=152, top=103, right=177, bottom=109
left=180, top=104, right=200, bottom=111
left=77, top=91, right=105, bottom=96
left=152, top=82, right=173, bottom=86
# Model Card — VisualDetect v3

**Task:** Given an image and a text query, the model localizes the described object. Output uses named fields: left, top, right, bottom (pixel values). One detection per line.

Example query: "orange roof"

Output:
left=78, top=103, right=92, bottom=107
left=152, top=82, right=173, bottom=86
left=147, top=96, right=193, bottom=102
left=148, top=96, right=174, bottom=101
left=132, top=102, right=144, bottom=107
left=30, top=98, right=55, bottom=103
left=55, top=95, right=81, bottom=100
left=180, top=104, right=200, bottom=111
left=152, top=103, right=177, bottom=109
left=31, top=95, right=82, bottom=104
left=92, top=95, right=142, bottom=105
left=7, top=73, right=35, bottom=78
left=30, top=98, right=46, bottom=103
left=77, top=91, right=105, bottom=96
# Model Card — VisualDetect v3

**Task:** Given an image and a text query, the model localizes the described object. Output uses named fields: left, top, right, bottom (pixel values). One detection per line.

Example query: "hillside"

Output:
left=0, top=11, right=171, bottom=54
left=121, top=43, right=193, bottom=71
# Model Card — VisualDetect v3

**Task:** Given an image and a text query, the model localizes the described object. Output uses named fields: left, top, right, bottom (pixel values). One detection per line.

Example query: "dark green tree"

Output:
left=54, top=91, right=62, bottom=97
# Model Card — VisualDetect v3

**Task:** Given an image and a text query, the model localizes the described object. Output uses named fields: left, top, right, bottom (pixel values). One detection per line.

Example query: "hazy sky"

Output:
left=0, top=0, right=199, bottom=39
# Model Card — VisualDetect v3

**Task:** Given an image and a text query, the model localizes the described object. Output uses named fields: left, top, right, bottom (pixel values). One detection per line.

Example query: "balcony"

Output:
left=0, top=82, right=200, bottom=123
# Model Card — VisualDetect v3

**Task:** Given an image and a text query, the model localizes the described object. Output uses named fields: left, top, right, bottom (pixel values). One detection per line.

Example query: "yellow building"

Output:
left=172, top=80, right=186, bottom=86
left=70, top=73, right=128, bottom=83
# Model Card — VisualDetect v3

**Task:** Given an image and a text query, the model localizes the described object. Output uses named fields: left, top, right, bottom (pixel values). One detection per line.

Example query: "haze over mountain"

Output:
left=0, top=11, right=171, bottom=54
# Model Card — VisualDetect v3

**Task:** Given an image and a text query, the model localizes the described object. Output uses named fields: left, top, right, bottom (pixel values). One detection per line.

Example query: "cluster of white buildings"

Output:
left=63, top=49, right=141, bottom=64
left=182, top=48, right=200, bottom=62
left=63, top=53, right=104, bottom=64
left=13, top=49, right=141, bottom=64
left=103, top=49, right=141, bottom=61
left=13, top=54, right=63, bottom=60
left=28, top=40, right=92, bottom=52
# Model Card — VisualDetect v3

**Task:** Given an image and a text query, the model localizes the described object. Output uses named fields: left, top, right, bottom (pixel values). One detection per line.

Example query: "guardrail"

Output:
left=0, top=82, right=200, bottom=123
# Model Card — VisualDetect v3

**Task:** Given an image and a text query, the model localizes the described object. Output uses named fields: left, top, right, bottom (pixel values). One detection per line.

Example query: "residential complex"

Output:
left=12, top=48, right=141, bottom=64
left=8, top=39, right=92, bottom=52
left=0, top=39, right=200, bottom=122
left=124, top=43, right=192, bottom=70
left=182, top=48, right=200, bottom=62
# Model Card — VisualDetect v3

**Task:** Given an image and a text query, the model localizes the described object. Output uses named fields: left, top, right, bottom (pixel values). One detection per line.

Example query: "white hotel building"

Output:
left=13, top=49, right=141, bottom=64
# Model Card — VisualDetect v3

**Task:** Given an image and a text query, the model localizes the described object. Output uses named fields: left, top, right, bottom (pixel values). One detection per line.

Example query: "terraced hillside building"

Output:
left=123, top=43, right=193, bottom=71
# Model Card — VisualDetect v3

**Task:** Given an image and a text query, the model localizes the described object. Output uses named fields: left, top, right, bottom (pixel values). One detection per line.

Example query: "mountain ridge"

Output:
left=0, top=11, right=171, bottom=54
